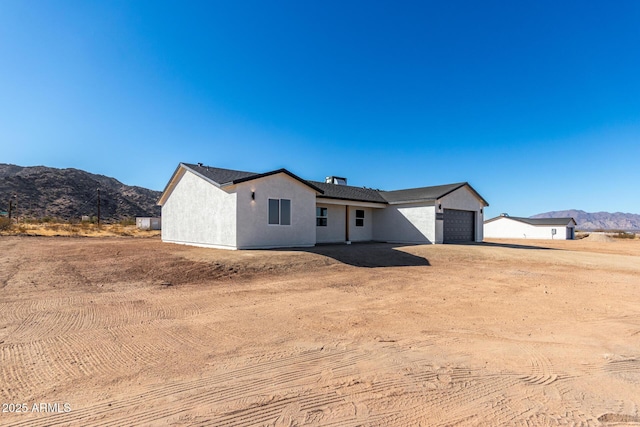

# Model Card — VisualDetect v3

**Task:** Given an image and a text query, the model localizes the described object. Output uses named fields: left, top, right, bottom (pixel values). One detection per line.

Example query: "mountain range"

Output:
left=531, top=210, right=640, bottom=231
left=2, top=163, right=638, bottom=230
left=0, top=164, right=161, bottom=221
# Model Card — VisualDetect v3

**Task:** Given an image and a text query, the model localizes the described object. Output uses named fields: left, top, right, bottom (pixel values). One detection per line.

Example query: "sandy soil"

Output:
left=1, top=236, right=639, bottom=426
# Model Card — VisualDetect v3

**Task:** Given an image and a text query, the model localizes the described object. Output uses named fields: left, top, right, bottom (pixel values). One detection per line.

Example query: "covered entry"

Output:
left=443, top=209, right=475, bottom=243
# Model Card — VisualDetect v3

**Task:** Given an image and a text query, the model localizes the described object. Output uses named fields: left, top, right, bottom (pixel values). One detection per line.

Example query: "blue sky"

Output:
left=1, top=1, right=639, bottom=218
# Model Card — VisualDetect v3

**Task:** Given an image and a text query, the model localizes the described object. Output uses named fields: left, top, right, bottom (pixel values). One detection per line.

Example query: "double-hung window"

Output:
left=355, top=210, right=365, bottom=227
left=316, top=207, right=328, bottom=226
left=268, top=199, right=291, bottom=225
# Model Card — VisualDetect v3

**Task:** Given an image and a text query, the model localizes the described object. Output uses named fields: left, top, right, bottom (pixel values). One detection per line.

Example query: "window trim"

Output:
left=268, top=198, right=292, bottom=226
left=316, top=206, right=328, bottom=227
left=355, top=209, right=365, bottom=227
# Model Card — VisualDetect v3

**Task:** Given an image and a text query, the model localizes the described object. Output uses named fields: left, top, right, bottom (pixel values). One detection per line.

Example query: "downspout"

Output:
left=345, top=205, right=350, bottom=244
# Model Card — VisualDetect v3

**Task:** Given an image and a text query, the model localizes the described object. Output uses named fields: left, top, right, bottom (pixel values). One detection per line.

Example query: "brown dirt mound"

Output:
left=584, top=233, right=615, bottom=242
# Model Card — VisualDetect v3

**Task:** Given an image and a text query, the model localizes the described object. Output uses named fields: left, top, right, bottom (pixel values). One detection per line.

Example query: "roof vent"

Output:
left=500, top=213, right=509, bottom=217
left=325, top=176, right=347, bottom=185
left=197, top=162, right=203, bottom=167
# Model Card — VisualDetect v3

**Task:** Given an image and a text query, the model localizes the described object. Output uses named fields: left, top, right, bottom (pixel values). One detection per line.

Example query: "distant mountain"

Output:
left=0, top=164, right=161, bottom=221
left=531, top=209, right=640, bottom=231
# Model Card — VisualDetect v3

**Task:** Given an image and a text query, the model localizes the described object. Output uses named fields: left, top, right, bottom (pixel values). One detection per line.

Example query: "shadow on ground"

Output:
left=465, top=241, right=557, bottom=250
left=283, top=242, right=431, bottom=268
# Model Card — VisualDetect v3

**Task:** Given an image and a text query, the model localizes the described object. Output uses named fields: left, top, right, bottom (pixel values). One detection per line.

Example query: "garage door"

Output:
left=443, top=209, right=475, bottom=243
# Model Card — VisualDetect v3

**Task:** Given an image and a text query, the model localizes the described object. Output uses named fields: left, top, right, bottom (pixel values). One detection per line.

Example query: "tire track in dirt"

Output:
left=6, top=346, right=374, bottom=427
left=604, top=357, right=640, bottom=374
left=515, top=343, right=562, bottom=387
left=2, top=320, right=209, bottom=403
left=0, top=240, right=22, bottom=290
left=4, top=292, right=205, bottom=344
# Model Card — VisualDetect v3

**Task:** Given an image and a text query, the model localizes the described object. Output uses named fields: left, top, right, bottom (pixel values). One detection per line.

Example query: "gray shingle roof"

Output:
left=309, top=181, right=388, bottom=204
left=485, top=216, right=576, bottom=226
left=182, top=163, right=323, bottom=192
left=165, top=163, right=488, bottom=207
left=182, top=163, right=259, bottom=185
left=380, top=182, right=489, bottom=206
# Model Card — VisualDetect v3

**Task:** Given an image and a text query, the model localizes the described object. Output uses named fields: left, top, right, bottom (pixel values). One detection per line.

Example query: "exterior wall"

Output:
left=235, top=174, right=316, bottom=249
left=484, top=217, right=571, bottom=240
left=348, top=206, right=373, bottom=242
left=161, top=170, right=237, bottom=248
left=316, top=203, right=346, bottom=243
left=136, top=217, right=161, bottom=230
left=437, top=186, right=485, bottom=242
left=373, top=203, right=436, bottom=243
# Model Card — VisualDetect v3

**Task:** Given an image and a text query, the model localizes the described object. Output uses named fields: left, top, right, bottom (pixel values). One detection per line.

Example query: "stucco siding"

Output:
left=373, top=203, right=436, bottom=243
left=438, top=186, right=485, bottom=242
left=161, top=170, right=237, bottom=248
left=316, top=203, right=346, bottom=243
left=349, top=206, right=373, bottom=242
left=484, top=217, right=571, bottom=240
left=235, top=174, right=316, bottom=249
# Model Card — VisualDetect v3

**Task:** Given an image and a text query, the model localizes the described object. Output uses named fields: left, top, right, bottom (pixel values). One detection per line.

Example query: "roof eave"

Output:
left=223, top=168, right=324, bottom=194
left=386, top=198, right=437, bottom=205
left=439, top=182, right=489, bottom=207
left=316, top=194, right=388, bottom=205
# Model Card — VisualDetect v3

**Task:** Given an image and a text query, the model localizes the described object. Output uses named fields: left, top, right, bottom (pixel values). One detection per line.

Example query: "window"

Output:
left=355, top=209, right=365, bottom=227
left=316, top=207, right=328, bottom=226
left=268, top=199, right=291, bottom=225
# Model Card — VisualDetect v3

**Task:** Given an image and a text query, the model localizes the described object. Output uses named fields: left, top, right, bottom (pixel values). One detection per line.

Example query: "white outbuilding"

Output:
left=484, top=214, right=577, bottom=240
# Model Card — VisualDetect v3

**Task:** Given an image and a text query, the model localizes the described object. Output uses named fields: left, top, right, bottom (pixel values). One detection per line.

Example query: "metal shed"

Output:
left=136, top=217, right=161, bottom=230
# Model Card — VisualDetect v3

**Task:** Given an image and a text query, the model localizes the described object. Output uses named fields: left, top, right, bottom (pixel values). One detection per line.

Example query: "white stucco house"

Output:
left=484, top=214, right=577, bottom=240
left=157, top=163, right=489, bottom=249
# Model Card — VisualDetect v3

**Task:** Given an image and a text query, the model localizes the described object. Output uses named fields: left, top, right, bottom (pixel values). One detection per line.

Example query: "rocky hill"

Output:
left=0, top=164, right=161, bottom=222
left=531, top=209, right=640, bottom=231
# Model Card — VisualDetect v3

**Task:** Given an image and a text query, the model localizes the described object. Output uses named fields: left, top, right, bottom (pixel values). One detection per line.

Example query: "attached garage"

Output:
left=159, top=162, right=490, bottom=248
left=443, top=209, right=476, bottom=243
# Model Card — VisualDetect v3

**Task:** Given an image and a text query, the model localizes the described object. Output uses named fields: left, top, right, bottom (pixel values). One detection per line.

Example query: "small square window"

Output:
left=316, top=207, right=328, bottom=227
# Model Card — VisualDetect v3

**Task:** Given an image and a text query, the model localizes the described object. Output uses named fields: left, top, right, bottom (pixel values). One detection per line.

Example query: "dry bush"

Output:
left=47, top=223, right=61, bottom=232
left=613, top=232, right=636, bottom=239
left=0, top=217, right=13, bottom=231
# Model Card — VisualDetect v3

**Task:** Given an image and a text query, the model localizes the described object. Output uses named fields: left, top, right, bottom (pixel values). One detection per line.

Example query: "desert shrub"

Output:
left=67, top=225, right=80, bottom=235
left=0, top=217, right=12, bottom=231
left=613, top=232, right=636, bottom=239
left=119, top=217, right=136, bottom=226
left=41, top=216, right=54, bottom=223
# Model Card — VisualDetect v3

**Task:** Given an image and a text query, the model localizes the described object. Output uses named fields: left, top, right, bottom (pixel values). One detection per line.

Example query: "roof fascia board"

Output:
left=181, top=163, right=224, bottom=188
left=484, top=216, right=576, bottom=226
left=157, top=165, right=187, bottom=206
left=316, top=197, right=387, bottom=208
left=387, top=199, right=437, bottom=206
left=223, top=168, right=324, bottom=194
left=437, top=183, right=489, bottom=207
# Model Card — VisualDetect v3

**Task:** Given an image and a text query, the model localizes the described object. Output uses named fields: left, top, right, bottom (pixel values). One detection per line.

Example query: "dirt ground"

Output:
left=1, top=236, right=639, bottom=426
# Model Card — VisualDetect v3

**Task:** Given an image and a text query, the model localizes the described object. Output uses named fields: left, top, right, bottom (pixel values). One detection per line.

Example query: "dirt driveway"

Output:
left=1, top=236, right=639, bottom=426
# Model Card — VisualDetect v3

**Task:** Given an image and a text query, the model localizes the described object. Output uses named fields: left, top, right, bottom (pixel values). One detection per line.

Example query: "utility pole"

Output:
left=9, top=195, right=17, bottom=221
left=97, top=188, right=101, bottom=225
